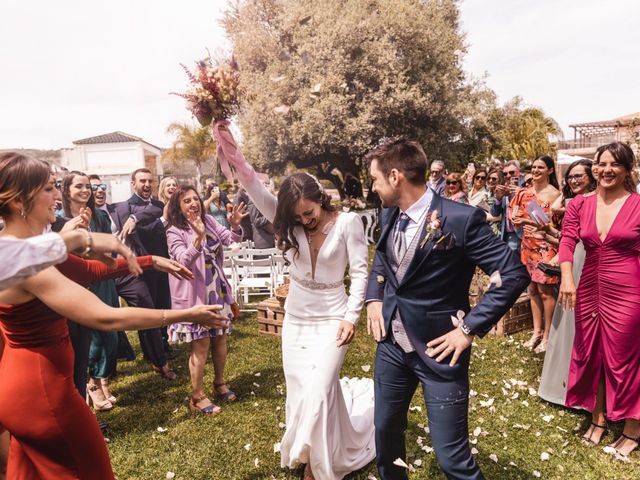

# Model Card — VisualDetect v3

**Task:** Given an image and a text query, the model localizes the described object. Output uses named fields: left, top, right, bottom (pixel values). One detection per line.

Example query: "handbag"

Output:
left=537, top=262, right=560, bottom=277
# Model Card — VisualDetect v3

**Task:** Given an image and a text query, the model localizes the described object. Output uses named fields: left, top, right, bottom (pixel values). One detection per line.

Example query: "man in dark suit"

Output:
left=365, top=139, right=529, bottom=480
left=109, top=168, right=175, bottom=378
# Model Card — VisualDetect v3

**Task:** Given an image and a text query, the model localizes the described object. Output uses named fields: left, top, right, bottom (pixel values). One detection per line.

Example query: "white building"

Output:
left=60, top=132, right=163, bottom=203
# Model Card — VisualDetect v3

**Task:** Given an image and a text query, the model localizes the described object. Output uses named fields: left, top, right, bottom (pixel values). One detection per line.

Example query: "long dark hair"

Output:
left=167, top=185, right=206, bottom=230
left=594, top=141, right=638, bottom=193
left=562, top=159, right=596, bottom=199
left=532, top=155, right=559, bottom=189
left=62, top=170, right=96, bottom=218
left=274, top=173, right=336, bottom=256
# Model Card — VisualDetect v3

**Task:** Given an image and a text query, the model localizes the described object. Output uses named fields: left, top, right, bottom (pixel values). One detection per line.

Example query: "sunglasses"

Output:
left=474, top=175, right=487, bottom=180
left=488, top=177, right=499, bottom=182
left=504, top=170, right=518, bottom=176
left=431, top=170, right=443, bottom=174
left=91, top=183, right=107, bottom=191
left=446, top=180, right=460, bottom=185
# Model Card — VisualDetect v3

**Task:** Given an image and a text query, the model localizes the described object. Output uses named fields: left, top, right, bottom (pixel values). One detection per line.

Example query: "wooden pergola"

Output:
left=568, top=112, right=640, bottom=148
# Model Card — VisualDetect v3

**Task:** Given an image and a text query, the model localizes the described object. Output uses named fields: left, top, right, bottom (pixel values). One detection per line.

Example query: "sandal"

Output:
left=582, top=421, right=608, bottom=446
left=214, top=383, right=237, bottom=402
left=604, top=433, right=639, bottom=462
left=153, top=364, right=177, bottom=381
left=523, top=333, right=542, bottom=349
left=534, top=340, right=548, bottom=354
left=188, top=395, right=221, bottom=416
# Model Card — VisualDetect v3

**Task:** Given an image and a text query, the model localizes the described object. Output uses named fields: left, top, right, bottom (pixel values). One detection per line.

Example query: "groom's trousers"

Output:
left=374, top=339, right=484, bottom=480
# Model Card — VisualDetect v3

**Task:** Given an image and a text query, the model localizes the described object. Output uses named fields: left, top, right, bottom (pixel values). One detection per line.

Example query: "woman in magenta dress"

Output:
left=0, top=152, right=229, bottom=479
left=559, top=142, right=640, bottom=461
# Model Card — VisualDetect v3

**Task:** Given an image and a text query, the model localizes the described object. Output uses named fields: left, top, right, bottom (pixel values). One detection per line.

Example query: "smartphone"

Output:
left=213, top=186, right=220, bottom=194
left=510, top=176, right=519, bottom=186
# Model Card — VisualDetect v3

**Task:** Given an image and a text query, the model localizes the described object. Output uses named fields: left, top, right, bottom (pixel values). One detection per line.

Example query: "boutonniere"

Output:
left=420, top=209, right=442, bottom=249
left=376, top=275, right=385, bottom=284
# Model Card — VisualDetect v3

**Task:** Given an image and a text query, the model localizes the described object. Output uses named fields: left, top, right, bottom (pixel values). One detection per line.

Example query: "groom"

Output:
left=365, top=138, right=529, bottom=480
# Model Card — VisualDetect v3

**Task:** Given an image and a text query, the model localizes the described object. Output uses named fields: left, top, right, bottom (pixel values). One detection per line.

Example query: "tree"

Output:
left=223, top=0, right=494, bottom=195
left=492, top=97, right=563, bottom=162
left=162, top=122, right=217, bottom=191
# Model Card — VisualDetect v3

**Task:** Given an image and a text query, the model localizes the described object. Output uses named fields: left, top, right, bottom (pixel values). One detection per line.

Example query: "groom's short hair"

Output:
left=365, top=138, right=427, bottom=186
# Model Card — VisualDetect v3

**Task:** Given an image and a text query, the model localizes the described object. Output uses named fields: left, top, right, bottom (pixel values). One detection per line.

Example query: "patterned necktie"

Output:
left=393, top=213, right=410, bottom=260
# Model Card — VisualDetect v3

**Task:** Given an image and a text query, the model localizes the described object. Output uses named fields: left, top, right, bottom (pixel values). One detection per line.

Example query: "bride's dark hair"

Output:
left=273, top=173, right=335, bottom=256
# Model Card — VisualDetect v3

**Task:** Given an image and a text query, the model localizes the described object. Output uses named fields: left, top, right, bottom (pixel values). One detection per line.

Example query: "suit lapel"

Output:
left=400, top=194, right=444, bottom=286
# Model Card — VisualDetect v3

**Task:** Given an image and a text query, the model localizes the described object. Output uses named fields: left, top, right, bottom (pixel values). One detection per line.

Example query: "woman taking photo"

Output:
left=0, top=152, right=229, bottom=479
left=203, top=183, right=232, bottom=228
left=510, top=155, right=561, bottom=353
left=444, top=172, right=469, bottom=204
left=166, top=185, right=247, bottom=415
left=486, top=169, right=504, bottom=235
left=559, top=142, right=640, bottom=461
left=538, top=159, right=596, bottom=406
left=213, top=122, right=373, bottom=480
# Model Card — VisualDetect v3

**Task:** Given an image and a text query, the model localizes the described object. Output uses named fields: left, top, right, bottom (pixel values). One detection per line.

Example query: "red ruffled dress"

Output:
left=0, top=255, right=152, bottom=479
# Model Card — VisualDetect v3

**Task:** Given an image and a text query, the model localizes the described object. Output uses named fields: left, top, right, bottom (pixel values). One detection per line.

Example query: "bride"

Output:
left=214, top=122, right=375, bottom=479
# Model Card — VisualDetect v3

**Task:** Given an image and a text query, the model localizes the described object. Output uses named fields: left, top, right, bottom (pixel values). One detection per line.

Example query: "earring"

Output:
left=20, top=209, right=25, bottom=218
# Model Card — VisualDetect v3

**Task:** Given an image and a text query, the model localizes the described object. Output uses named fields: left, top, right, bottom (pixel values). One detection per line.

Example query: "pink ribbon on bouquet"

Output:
left=212, top=120, right=256, bottom=183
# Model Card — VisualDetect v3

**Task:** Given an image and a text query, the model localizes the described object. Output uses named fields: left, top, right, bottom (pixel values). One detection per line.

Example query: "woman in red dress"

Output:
left=0, top=152, right=229, bottom=479
left=559, top=142, right=640, bottom=461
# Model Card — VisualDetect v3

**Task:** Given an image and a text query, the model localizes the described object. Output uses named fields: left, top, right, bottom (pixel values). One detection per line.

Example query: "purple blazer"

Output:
left=166, top=214, right=242, bottom=309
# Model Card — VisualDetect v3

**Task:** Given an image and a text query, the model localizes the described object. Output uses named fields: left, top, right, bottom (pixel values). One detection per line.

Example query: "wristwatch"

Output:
left=460, top=322, right=473, bottom=336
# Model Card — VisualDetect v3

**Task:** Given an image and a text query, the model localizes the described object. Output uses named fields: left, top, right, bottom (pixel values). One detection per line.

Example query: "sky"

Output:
left=1, top=0, right=638, bottom=150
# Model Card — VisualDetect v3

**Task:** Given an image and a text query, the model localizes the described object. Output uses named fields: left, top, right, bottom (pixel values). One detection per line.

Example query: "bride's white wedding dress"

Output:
left=242, top=176, right=375, bottom=479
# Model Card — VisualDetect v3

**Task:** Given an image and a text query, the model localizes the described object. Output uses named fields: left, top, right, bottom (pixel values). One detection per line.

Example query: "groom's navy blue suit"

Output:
left=366, top=192, right=529, bottom=479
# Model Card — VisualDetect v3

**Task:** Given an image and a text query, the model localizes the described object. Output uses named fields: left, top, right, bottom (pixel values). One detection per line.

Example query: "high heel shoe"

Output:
left=523, top=333, right=542, bottom=350
left=86, top=383, right=113, bottom=411
left=604, top=433, right=639, bottom=462
left=581, top=421, right=608, bottom=446
left=100, top=378, right=117, bottom=404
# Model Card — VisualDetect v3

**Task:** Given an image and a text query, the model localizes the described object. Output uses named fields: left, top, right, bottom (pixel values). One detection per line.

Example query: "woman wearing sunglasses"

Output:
left=444, top=173, right=469, bottom=204
left=468, top=169, right=490, bottom=211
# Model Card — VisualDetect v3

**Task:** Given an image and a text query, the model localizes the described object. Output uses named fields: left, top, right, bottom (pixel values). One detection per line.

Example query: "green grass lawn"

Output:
left=104, top=313, right=638, bottom=479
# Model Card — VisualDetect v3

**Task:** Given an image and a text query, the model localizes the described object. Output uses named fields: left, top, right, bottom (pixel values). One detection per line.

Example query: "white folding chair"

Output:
left=231, top=256, right=277, bottom=311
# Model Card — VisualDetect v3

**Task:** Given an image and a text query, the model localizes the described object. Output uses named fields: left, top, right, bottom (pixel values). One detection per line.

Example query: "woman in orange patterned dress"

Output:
left=510, top=155, right=561, bottom=353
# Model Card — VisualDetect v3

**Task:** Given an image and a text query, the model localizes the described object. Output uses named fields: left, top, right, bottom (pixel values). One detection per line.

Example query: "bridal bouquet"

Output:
left=173, top=55, right=240, bottom=126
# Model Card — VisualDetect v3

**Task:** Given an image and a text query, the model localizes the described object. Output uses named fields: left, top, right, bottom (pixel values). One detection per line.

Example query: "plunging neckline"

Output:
left=593, top=193, right=632, bottom=244
left=304, top=213, right=341, bottom=280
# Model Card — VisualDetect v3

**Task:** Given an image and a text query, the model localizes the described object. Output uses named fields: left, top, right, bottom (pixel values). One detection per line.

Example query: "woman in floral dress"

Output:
left=510, top=155, right=561, bottom=353
left=166, top=185, right=247, bottom=414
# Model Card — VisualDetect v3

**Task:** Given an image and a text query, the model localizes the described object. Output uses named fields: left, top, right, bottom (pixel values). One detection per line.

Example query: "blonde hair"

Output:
left=0, top=152, right=51, bottom=217
left=445, top=172, right=467, bottom=197
left=159, top=176, right=178, bottom=204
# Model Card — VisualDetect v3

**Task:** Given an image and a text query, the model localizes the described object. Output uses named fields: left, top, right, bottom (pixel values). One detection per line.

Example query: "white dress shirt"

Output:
left=0, top=233, right=68, bottom=290
left=397, top=188, right=433, bottom=246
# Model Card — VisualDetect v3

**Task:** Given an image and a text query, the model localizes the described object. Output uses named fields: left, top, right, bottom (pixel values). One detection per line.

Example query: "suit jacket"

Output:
left=109, top=195, right=169, bottom=257
left=366, top=193, right=529, bottom=380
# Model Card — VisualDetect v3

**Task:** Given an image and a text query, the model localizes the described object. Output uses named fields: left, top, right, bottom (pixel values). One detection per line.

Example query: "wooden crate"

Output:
left=256, top=297, right=285, bottom=336
left=490, top=293, right=533, bottom=336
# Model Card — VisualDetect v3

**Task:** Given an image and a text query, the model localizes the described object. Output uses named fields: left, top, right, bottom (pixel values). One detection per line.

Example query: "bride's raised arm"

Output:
left=213, top=121, right=277, bottom=223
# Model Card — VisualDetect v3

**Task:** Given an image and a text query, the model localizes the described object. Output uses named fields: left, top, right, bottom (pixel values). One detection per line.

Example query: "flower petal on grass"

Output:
left=166, top=472, right=176, bottom=479
left=273, top=105, right=290, bottom=114
left=273, top=442, right=281, bottom=453
left=361, top=364, right=371, bottom=373
left=489, top=454, right=498, bottom=463
left=157, top=427, right=168, bottom=433
left=244, top=443, right=251, bottom=451
left=540, top=452, right=550, bottom=461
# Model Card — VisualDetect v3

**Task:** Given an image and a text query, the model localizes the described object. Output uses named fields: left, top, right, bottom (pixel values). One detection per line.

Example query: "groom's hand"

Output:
left=366, top=301, right=386, bottom=342
left=426, top=328, right=474, bottom=366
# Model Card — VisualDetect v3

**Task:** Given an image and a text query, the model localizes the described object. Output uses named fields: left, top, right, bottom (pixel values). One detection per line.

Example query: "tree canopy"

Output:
left=162, top=122, right=217, bottom=190
left=222, top=0, right=561, bottom=190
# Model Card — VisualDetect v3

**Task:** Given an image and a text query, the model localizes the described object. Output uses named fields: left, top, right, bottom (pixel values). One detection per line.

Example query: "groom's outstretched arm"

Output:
left=462, top=208, right=530, bottom=336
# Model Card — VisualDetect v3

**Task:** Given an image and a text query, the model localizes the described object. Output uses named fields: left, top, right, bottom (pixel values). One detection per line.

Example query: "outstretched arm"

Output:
left=558, top=196, right=584, bottom=310
left=22, top=267, right=228, bottom=332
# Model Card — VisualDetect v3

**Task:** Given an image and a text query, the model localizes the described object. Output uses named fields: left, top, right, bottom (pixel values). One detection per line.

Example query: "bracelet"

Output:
left=73, top=229, right=92, bottom=257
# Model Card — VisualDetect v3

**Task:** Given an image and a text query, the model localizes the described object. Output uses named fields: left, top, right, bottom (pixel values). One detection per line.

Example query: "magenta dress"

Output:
left=559, top=193, right=640, bottom=421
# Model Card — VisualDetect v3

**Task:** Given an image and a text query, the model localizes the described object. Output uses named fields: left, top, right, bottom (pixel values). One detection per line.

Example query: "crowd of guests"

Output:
left=0, top=141, right=639, bottom=478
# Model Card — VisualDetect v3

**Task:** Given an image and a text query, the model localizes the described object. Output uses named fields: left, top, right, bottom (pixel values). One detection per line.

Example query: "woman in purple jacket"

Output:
left=166, top=185, right=247, bottom=415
